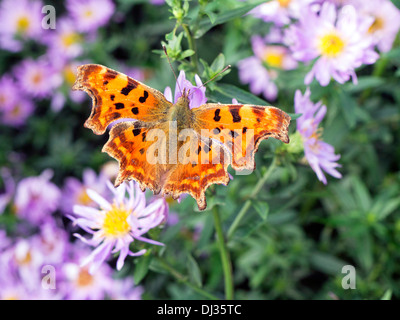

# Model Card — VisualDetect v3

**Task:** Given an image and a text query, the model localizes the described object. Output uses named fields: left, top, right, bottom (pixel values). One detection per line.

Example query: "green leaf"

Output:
left=381, top=289, right=392, bottom=300
left=253, top=201, right=269, bottom=221
left=310, top=252, right=348, bottom=276
left=343, top=76, right=384, bottom=93
left=338, top=91, right=358, bottom=128
left=391, top=0, right=400, bottom=11
left=134, top=251, right=153, bottom=285
left=180, top=49, right=195, bottom=59
left=351, top=177, right=371, bottom=213
left=376, top=198, right=400, bottom=221
left=193, top=0, right=266, bottom=38
left=187, top=254, right=203, bottom=287
left=210, top=53, right=225, bottom=73
left=212, top=83, right=271, bottom=105
left=203, top=9, right=217, bottom=25
left=288, top=113, right=302, bottom=121
left=357, top=234, right=373, bottom=270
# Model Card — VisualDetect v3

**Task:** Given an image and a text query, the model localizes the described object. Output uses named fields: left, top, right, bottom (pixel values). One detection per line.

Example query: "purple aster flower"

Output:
left=14, top=57, right=62, bottom=99
left=66, top=0, right=115, bottom=33
left=238, top=35, right=297, bottom=101
left=285, top=3, right=379, bottom=86
left=238, top=56, right=278, bottom=101
left=70, top=180, right=168, bottom=274
left=109, top=278, right=144, bottom=300
left=1, top=97, right=35, bottom=128
left=0, top=0, right=43, bottom=52
left=250, top=0, right=314, bottom=26
left=164, top=70, right=207, bottom=109
left=32, top=220, right=70, bottom=265
left=0, top=76, right=35, bottom=126
left=0, top=75, right=18, bottom=110
left=14, top=170, right=61, bottom=224
left=60, top=245, right=114, bottom=300
left=0, top=281, right=29, bottom=300
left=0, top=230, right=11, bottom=251
left=348, top=0, right=400, bottom=53
left=61, top=168, right=108, bottom=214
left=252, top=35, right=298, bottom=70
left=51, top=59, right=87, bottom=112
left=43, top=18, right=84, bottom=62
left=295, top=88, right=342, bottom=184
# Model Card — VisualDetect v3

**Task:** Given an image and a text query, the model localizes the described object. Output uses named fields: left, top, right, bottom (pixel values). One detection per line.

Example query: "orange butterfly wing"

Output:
left=73, top=64, right=291, bottom=210
left=192, top=104, right=290, bottom=171
left=72, top=64, right=172, bottom=134
left=102, top=120, right=166, bottom=194
left=162, top=133, right=231, bottom=210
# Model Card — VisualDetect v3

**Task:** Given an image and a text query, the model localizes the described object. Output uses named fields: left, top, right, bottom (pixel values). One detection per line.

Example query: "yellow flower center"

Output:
left=264, top=52, right=284, bottom=68
left=31, top=73, right=43, bottom=85
left=17, top=16, right=30, bottom=34
left=84, top=10, right=93, bottom=18
left=369, top=17, right=384, bottom=34
left=102, top=205, right=131, bottom=237
left=166, top=197, right=176, bottom=205
left=62, top=32, right=82, bottom=48
left=0, top=94, right=6, bottom=105
left=318, top=33, right=345, bottom=58
left=278, top=0, right=291, bottom=8
left=76, top=268, right=94, bottom=287
left=11, top=104, right=21, bottom=116
left=16, top=251, right=32, bottom=266
left=77, top=189, right=92, bottom=206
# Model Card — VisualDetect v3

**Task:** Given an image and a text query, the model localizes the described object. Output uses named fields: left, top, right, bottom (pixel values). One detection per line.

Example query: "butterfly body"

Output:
left=73, top=64, right=291, bottom=210
left=168, top=93, right=193, bottom=129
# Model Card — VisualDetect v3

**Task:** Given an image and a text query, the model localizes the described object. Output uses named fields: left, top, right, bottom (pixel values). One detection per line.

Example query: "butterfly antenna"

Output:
left=189, top=65, right=231, bottom=100
left=163, top=45, right=183, bottom=96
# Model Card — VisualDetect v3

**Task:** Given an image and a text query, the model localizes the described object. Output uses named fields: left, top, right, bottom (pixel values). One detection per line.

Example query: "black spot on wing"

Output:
left=121, top=80, right=137, bottom=96
left=213, top=109, right=221, bottom=122
left=104, top=69, right=118, bottom=81
left=131, top=107, right=139, bottom=115
left=115, top=103, right=124, bottom=110
left=229, top=106, right=241, bottom=123
left=132, top=128, right=141, bottom=136
left=139, top=90, right=149, bottom=103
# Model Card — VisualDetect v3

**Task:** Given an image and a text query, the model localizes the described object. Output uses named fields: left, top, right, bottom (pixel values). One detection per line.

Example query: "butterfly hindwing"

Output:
left=162, top=134, right=230, bottom=210
left=102, top=121, right=166, bottom=194
left=192, top=104, right=290, bottom=171
left=72, top=64, right=173, bottom=134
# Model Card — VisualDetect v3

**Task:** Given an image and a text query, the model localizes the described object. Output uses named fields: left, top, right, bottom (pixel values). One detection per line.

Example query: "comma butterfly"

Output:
left=72, top=64, right=290, bottom=210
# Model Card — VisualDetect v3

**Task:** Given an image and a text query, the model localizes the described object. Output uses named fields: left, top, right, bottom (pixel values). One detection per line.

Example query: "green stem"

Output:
left=212, top=206, right=234, bottom=300
left=227, top=157, right=277, bottom=240
left=182, top=24, right=200, bottom=74
left=155, top=257, right=219, bottom=300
